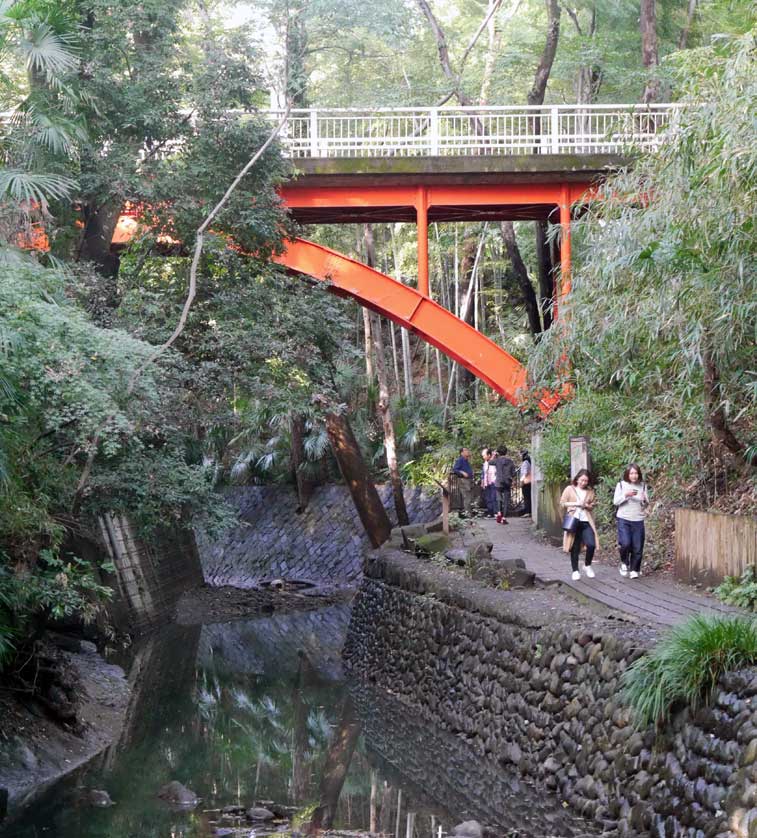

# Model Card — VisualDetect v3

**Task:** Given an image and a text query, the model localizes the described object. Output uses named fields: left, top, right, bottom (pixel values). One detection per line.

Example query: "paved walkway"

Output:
left=468, top=516, right=743, bottom=628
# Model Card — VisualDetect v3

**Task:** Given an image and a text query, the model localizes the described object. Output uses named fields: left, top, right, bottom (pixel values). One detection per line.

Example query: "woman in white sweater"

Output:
left=613, top=464, right=649, bottom=579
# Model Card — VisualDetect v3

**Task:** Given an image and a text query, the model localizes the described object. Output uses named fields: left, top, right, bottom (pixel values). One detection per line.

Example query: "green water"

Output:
left=1, top=605, right=599, bottom=838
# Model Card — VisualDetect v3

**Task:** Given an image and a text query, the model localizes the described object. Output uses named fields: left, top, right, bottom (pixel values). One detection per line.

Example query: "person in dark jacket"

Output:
left=452, top=447, right=474, bottom=516
left=493, top=446, right=515, bottom=524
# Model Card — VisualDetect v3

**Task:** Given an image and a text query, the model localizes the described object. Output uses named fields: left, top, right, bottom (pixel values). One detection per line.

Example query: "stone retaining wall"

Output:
left=198, top=485, right=440, bottom=588
left=344, top=551, right=757, bottom=838
left=72, top=517, right=204, bottom=634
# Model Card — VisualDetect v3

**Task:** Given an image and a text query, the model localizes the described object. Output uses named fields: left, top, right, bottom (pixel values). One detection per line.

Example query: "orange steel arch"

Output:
left=273, top=238, right=551, bottom=411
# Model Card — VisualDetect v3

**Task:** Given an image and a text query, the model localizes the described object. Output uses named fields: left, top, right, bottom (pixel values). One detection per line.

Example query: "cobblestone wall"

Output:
left=198, top=485, right=440, bottom=588
left=345, top=551, right=757, bottom=838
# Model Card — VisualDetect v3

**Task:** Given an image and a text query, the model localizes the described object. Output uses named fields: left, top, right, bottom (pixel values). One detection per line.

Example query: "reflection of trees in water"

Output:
left=193, top=654, right=345, bottom=809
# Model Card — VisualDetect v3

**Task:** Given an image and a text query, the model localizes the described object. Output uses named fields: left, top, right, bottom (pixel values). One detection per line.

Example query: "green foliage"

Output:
left=0, top=550, right=112, bottom=668
left=622, top=614, right=757, bottom=727
left=402, top=401, right=528, bottom=487
left=531, top=34, right=756, bottom=470
left=715, top=566, right=757, bottom=612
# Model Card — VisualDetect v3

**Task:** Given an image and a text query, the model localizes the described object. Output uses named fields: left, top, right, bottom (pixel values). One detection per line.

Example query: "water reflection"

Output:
left=1, top=605, right=599, bottom=838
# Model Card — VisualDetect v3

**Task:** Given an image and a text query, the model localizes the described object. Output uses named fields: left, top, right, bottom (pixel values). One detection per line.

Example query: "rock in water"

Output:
left=157, top=781, right=198, bottom=807
left=247, top=806, right=275, bottom=821
left=453, top=821, right=483, bottom=838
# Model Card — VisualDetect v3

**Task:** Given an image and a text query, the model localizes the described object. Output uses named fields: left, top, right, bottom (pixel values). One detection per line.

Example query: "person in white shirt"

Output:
left=559, top=469, right=599, bottom=581
left=613, top=463, right=650, bottom=579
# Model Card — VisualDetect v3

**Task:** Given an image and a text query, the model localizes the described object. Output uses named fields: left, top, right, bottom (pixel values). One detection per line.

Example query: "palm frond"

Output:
left=21, top=22, right=78, bottom=78
left=0, top=168, right=76, bottom=206
left=303, top=427, right=329, bottom=461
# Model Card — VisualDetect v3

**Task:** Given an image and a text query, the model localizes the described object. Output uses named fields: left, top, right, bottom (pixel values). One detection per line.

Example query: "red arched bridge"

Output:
left=112, top=103, right=681, bottom=408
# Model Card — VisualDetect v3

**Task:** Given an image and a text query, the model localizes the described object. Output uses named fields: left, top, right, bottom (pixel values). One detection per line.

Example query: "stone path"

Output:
left=469, top=516, right=743, bottom=628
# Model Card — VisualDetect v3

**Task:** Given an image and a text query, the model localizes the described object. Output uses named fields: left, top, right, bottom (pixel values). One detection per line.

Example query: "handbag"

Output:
left=562, top=513, right=579, bottom=533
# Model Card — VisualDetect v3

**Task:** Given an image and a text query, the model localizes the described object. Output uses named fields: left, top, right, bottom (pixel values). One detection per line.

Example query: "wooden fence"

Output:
left=675, top=508, right=757, bottom=586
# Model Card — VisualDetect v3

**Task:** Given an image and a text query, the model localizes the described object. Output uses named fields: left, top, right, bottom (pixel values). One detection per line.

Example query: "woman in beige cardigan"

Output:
left=559, top=469, right=600, bottom=581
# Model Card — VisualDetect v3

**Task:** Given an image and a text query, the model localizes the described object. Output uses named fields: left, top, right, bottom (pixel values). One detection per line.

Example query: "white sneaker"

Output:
left=571, top=571, right=581, bottom=581
left=585, top=565, right=596, bottom=578
left=619, top=563, right=628, bottom=577
left=629, top=571, right=639, bottom=579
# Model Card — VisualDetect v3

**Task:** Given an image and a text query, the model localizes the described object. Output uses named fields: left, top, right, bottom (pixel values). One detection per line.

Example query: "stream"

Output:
left=0, top=603, right=600, bottom=838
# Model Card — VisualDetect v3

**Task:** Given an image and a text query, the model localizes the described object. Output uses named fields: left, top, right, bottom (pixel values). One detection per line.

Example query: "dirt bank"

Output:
left=0, top=640, right=130, bottom=821
left=174, top=583, right=354, bottom=625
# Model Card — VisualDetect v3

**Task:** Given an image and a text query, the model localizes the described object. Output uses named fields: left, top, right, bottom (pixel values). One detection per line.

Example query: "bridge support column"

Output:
left=416, top=187, right=429, bottom=298
left=556, top=186, right=572, bottom=320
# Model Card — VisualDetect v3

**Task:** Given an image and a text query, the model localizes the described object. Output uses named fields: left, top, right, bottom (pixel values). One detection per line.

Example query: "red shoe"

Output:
left=495, top=512, right=502, bottom=524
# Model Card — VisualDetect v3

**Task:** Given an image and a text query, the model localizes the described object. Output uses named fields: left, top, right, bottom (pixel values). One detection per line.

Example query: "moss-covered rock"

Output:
left=415, top=533, right=451, bottom=556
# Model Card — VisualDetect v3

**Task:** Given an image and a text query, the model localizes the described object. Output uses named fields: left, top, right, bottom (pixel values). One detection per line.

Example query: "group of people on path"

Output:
left=452, top=448, right=650, bottom=582
left=452, top=446, right=532, bottom=523
left=559, top=464, right=650, bottom=582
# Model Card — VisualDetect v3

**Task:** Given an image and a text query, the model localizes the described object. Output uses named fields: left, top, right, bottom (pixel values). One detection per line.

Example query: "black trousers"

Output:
left=497, top=484, right=511, bottom=516
left=570, top=521, right=596, bottom=572
left=522, top=482, right=532, bottom=515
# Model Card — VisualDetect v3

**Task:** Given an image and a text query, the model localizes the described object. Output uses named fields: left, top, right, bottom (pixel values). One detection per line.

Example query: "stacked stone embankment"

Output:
left=198, top=485, right=440, bottom=588
left=344, top=550, right=757, bottom=838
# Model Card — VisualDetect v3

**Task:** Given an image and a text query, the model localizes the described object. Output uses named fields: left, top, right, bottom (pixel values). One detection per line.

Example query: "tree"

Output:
left=0, top=0, right=81, bottom=244
left=364, top=225, right=410, bottom=526
left=640, top=0, right=660, bottom=102
left=530, top=33, right=756, bottom=468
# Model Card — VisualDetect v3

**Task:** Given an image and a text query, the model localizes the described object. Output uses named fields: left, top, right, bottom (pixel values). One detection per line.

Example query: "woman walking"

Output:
left=519, top=451, right=532, bottom=517
left=560, top=469, right=600, bottom=581
left=614, top=464, right=649, bottom=579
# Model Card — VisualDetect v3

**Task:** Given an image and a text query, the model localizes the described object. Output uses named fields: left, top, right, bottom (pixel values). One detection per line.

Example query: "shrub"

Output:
left=622, top=614, right=757, bottom=727
left=715, top=566, right=757, bottom=612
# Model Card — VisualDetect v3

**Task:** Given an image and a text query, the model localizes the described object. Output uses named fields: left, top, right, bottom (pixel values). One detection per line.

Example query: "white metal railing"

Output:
left=0, top=103, right=684, bottom=160
left=266, top=104, right=684, bottom=158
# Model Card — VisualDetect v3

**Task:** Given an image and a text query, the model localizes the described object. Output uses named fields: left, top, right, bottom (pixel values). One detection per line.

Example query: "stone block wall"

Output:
left=198, top=484, right=440, bottom=588
left=344, top=551, right=757, bottom=838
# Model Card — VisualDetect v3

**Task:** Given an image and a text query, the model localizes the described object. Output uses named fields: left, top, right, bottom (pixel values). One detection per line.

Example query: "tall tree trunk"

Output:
left=501, top=221, right=541, bottom=335
left=527, top=0, right=561, bottom=106
left=479, top=0, right=502, bottom=104
left=640, top=0, right=660, bottom=103
left=362, top=308, right=374, bottom=382
left=290, top=413, right=315, bottom=512
left=569, top=5, right=601, bottom=106
left=414, top=0, right=473, bottom=105
left=369, top=772, right=378, bottom=834
left=364, top=225, right=409, bottom=526
left=534, top=220, right=554, bottom=330
left=79, top=201, right=122, bottom=277
left=702, top=345, right=746, bottom=463
left=324, top=410, right=392, bottom=547
left=308, top=698, right=361, bottom=833
left=291, top=656, right=310, bottom=801
left=372, top=315, right=409, bottom=525
left=522, top=0, right=562, bottom=316
left=456, top=234, right=479, bottom=400
left=678, top=0, right=697, bottom=49
left=389, top=226, right=414, bottom=401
